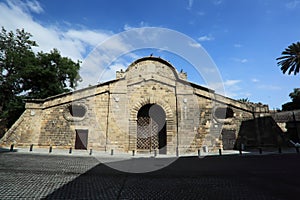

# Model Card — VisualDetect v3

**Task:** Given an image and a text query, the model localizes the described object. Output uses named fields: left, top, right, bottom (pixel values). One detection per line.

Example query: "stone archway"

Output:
left=129, top=97, right=175, bottom=154
left=137, top=104, right=167, bottom=154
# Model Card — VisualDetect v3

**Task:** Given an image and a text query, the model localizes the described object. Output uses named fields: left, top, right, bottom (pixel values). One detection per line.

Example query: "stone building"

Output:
left=1, top=56, right=274, bottom=154
left=271, top=110, right=300, bottom=144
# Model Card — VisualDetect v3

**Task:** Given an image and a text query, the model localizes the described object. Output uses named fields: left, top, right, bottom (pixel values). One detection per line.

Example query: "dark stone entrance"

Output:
left=75, top=129, right=88, bottom=150
left=221, top=130, right=236, bottom=150
left=137, top=104, right=167, bottom=154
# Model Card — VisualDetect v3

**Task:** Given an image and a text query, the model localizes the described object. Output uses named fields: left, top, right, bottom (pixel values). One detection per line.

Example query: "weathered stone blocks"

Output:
left=0, top=57, right=271, bottom=154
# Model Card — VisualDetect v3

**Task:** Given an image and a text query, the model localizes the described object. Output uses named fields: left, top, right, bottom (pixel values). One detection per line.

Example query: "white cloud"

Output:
left=198, top=35, right=214, bottom=42
left=223, top=79, right=241, bottom=86
left=186, top=0, right=194, bottom=10
left=213, top=0, right=223, bottom=5
left=123, top=21, right=148, bottom=31
left=234, top=44, right=242, bottom=48
left=240, top=92, right=252, bottom=97
left=251, top=78, right=259, bottom=83
left=79, top=40, right=135, bottom=88
left=188, top=41, right=202, bottom=48
left=65, top=29, right=112, bottom=47
left=6, top=0, right=44, bottom=14
left=25, top=0, right=44, bottom=14
left=240, top=59, right=248, bottom=63
left=232, top=58, right=248, bottom=63
left=207, top=79, right=241, bottom=97
left=98, top=62, right=128, bottom=83
left=0, top=0, right=138, bottom=89
left=124, top=24, right=133, bottom=31
left=286, top=0, right=300, bottom=9
left=0, top=0, right=113, bottom=61
left=224, top=80, right=242, bottom=98
left=197, top=11, right=205, bottom=16
left=257, top=84, right=281, bottom=90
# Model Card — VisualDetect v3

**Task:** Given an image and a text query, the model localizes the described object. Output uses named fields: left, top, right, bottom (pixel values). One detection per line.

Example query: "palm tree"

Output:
left=276, top=42, right=300, bottom=75
left=237, top=98, right=250, bottom=103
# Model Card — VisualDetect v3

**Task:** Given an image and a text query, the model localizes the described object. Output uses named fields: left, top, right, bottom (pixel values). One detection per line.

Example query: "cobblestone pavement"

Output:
left=0, top=152, right=300, bottom=199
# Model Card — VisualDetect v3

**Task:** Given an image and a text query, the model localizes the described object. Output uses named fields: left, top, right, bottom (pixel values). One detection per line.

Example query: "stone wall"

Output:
left=0, top=57, right=274, bottom=154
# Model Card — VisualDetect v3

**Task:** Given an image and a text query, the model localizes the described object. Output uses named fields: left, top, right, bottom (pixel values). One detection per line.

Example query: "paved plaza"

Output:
left=0, top=150, right=300, bottom=199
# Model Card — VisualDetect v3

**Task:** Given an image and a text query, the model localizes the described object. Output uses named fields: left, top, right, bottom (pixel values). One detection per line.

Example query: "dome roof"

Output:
left=126, top=56, right=179, bottom=79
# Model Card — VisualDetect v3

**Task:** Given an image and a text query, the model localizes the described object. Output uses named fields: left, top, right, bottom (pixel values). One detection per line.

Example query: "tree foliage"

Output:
left=282, top=88, right=300, bottom=111
left=23, top=49, right=81, bottom=99
left=0, top=27, right=81, bottom=136
left=237, top=98, right=250, bottom=103
left=276, top=42, right=300, bottom=75
left=289, top=88, right=300, bottom=102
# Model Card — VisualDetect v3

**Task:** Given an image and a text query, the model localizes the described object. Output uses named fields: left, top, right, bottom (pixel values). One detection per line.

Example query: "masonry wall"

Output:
left=0, top=57, right=275, bottom=153
left=0, top=85, right=111, bottom=150
left=0, top=104, right=42, bottom=146
left=125, top=60, right=178, bottom=154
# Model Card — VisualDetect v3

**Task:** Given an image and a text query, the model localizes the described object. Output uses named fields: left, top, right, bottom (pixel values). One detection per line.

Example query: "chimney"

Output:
left=116, top=69, right=125, bottom=79
left=179, top=70, right=187, bottom=80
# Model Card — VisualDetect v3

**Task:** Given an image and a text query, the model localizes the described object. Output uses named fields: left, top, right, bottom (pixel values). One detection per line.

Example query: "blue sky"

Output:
left=0, top=0, right=299, bottom=109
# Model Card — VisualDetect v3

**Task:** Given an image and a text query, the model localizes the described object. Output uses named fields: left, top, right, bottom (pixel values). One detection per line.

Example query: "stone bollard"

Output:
left=154, top=149, right=157, bottom=157
left=198, top=149, right=201, bottom=157
left=239, top=148, right=242, bottom=155
left=10, top=144, right=14, bottom=152
left=49, top=146, right=52, bottom=153
left=259, top=148, right=262, bottom=154
left=111, top=149, right=114, bottom=155
left=29, top=144, right=33, bottom=152
left=203, top=146, right=208, bottom=153
left=176, top=147, right=179, bottom=157
left=69, top=147, right=72, bottom=154
left=89, top=149, right=92, bottom=155
left=219, top=149, right=222, bottom=156
left=278, top=147, right=282, bottom=154
left=132, top=150, right=135, bottom=156
left=241, top=143, right=245, bottom=151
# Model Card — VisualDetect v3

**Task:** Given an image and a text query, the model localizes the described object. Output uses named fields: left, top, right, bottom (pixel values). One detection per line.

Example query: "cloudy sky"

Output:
left=0, top=0, right=299, bottom=109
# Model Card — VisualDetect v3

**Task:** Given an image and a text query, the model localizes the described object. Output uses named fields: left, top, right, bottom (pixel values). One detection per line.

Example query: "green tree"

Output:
left=282, top=88, right=300, bottom=111
left=0, top=27, right=37, bottom=134
left=0, top=27, right=81, bottom=137
left=22, top=49, right=81, bottom=99
left=289, top=88, right=300, bottom=102
left=276, top=42, right=300, bottom=75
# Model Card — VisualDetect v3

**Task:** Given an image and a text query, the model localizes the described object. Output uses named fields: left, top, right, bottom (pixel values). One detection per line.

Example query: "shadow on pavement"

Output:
left=0, top=147, right=17, bottom=153
left=44, top=154, right=300, bottom=200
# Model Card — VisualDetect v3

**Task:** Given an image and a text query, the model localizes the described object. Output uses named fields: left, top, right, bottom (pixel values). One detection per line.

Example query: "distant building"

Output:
left=1, top=57, right=276, bottom=154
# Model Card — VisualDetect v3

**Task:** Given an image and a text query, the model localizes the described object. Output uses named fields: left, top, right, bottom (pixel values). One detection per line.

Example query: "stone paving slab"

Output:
left=0, top=152, right=300, bottom=199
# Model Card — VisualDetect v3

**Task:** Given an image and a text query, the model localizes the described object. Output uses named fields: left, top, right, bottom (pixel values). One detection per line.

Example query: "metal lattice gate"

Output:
left=137, top=117, right=159, bottom=151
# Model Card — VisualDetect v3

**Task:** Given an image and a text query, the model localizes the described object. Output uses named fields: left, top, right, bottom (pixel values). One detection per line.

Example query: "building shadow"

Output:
left=234, top=116, right=288, bottom=149
left=43, top=154, right=300, bottom=200
left=43, top=156, right=242, bottom=199
left=285, top=121, right=300, bottom=143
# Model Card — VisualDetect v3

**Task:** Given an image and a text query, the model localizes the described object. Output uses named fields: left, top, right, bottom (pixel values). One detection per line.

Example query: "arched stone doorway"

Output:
left=137, top=104, right=167, bottom=154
